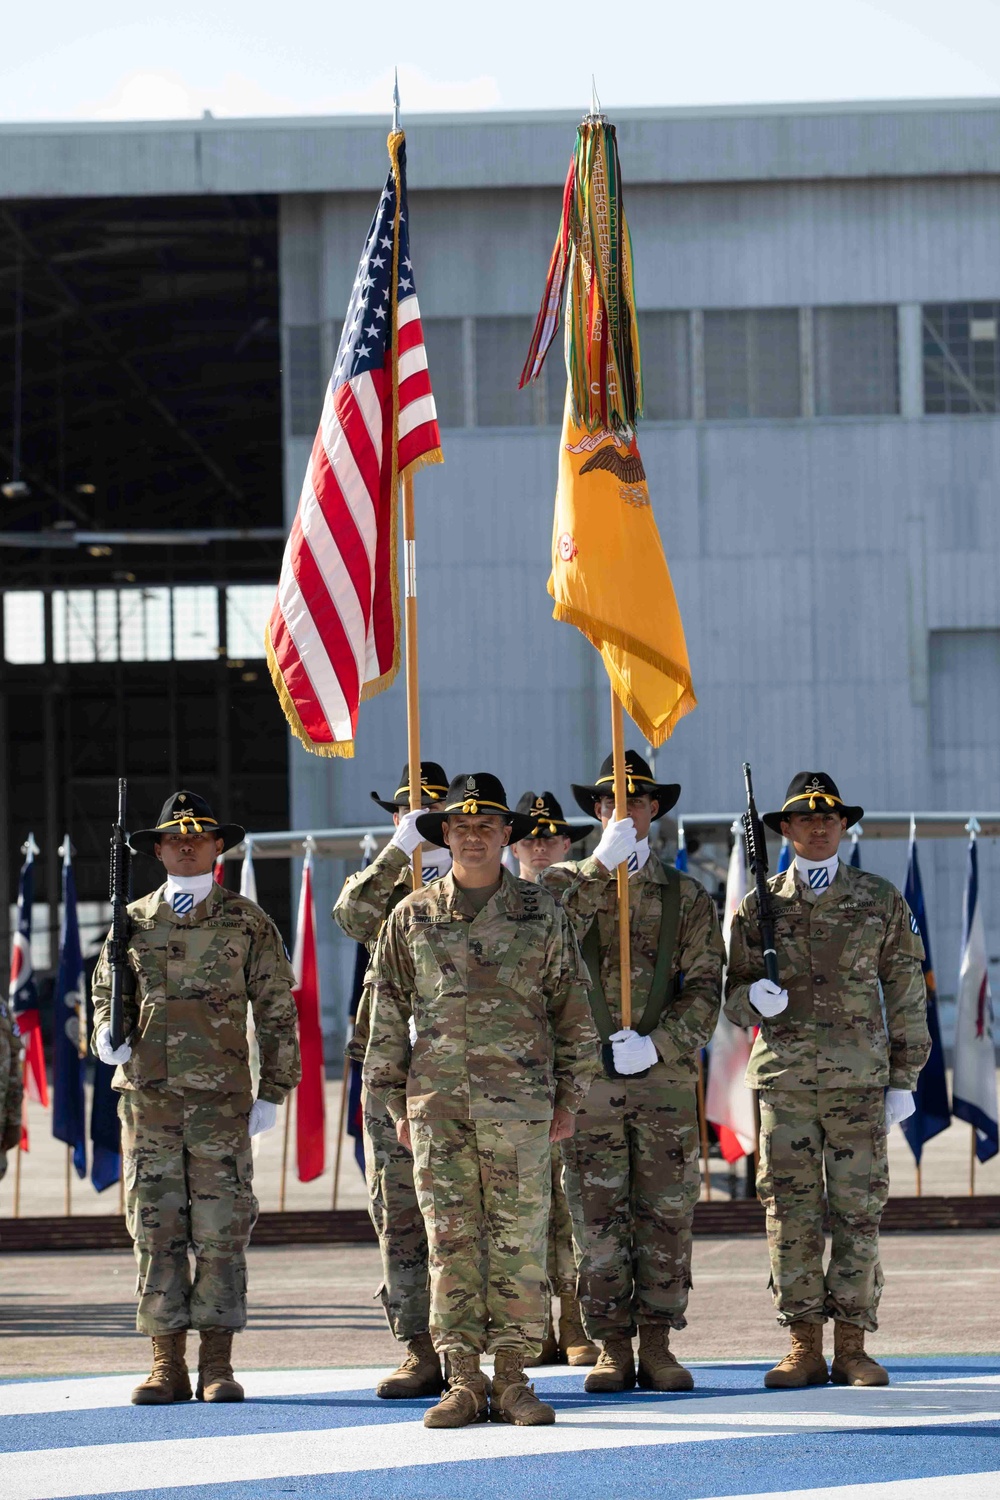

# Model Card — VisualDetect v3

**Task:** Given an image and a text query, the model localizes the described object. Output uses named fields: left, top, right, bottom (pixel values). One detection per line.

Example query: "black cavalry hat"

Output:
left=370, top=761, right=450, bottom=816
left=763, top=772, right=864, bottom=835
left=130, top=790, right=245, bottom=857
left=571, top=749, right=680, bottom=820
left=416, top=773, right=536, bottom=849
left=514, top=791, right=592, bottom=844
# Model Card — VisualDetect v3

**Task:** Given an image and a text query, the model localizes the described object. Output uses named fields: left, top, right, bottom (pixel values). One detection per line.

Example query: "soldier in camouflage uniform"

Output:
left=542, top=750, right=724, bottom=1396
left=364, top=773, right=602, bottom=1429
left=0, top=989, right=23, bottom=1185
left=333, top=759, right=452, bottom=1399
left=92, top=791, right=300, bottom=1406
left=509, top=790, right=599, bottom=1369
left=725, top=772, right=930, bottom=1390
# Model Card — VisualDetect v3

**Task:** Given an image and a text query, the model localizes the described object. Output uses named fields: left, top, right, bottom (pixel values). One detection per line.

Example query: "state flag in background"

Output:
left=675, top=821, right=688, bottom=873
left=292, top=849, right=326, bottom=1182
left=52, top=841, right=87, bottom=1179
left=901, top=826, right=951, bottom=1162
left=953, top=833, right=998, bottom=1163
left=705, top=821, right=756, bottom=1162
left=10, top=836, right=48, bottom=1134
left=90, top=1053, right=121, bottom=1193
left=850, top=833, right=862, bottom=869
left=776, top=838, right=792, bottom=875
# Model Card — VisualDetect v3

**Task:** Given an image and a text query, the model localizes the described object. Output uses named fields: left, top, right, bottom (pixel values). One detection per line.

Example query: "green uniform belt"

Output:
left=582, top=867, right=682, bottom=1043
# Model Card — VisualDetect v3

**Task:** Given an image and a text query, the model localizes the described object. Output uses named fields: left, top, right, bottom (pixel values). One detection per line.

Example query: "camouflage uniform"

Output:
left=0, top=997, right=23, bottom=1182
left=542, top=854, right=724, bottom=1338
left=92, top=883, right=300, bottom=1334
left=333, top=840, right=430, bottom=1340
left=725, top=861, right=930, bottom=1330
left=363, top=870, right=601, bottom=1356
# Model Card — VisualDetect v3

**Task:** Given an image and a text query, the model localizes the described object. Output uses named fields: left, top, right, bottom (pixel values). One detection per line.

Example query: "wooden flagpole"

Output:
left=65, top=1146, right=72, bottom=1217
left=331, top=1047, right=352, bottom=1210
left=403, top=473, right=423, bottom=891
left=970, top=1128, right=976, bottom=1197
left=279, top=1092, right=292, bottom=1212
left=610, top=687, right=632, bottom=1027
left=13, top=1122, right=23, bottom=1219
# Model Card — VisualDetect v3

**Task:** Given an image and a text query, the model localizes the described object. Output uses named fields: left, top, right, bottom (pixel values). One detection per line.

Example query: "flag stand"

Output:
left=64, top=1146, right=72, bottom=1217
left=331, top=1053, right=351, bottom=1210
left=403, top=473, right=423, bottom=892
left=696, top=1055, right=712, bottom=1200
left=13, top=1124, right=23, bottom=1219
left=610, top=688, right=632, bottom=1026
left=915, top=1164, right=922, bottom=1198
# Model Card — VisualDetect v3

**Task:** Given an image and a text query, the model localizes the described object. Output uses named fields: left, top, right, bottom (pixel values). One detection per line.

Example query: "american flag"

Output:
left=267, top=132, right=442, bottom=756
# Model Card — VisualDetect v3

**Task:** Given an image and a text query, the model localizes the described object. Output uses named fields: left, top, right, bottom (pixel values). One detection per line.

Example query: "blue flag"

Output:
left=345, top=937, right=368, bottom=1175
left=901, top=831, right=951, bottom=1163
left=675, top=822, right=688, bottom=873
left=850, top=836, right=862, bottom=869
left=52, top=843, right=87, bottom=1178
left=776, top=838, right=792, bottom=874
left=90, top=1055, right=121, bottom=1193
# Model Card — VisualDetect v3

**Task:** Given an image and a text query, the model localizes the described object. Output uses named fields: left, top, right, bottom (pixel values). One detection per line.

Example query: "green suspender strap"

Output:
left=581, top=868, right=683, bottom=1044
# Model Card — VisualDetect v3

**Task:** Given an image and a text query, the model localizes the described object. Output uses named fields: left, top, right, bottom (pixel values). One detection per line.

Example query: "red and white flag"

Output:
left=705, top=821, right=756, bottom=1162
left=292, top=850, right=326, bottom=1182
left=10, top=837, right=48, bottom=1136
left=267, top=130, right=442, bottom=756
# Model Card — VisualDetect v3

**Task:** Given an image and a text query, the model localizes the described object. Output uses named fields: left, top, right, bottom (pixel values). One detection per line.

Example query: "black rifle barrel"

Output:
left=107, top=777, right=131, bottom=1051
left=741, top=762, right=780, bottom=985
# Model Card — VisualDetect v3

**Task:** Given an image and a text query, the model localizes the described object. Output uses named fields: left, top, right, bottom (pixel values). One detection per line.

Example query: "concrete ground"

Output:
left=2, top=1230, right=997, bottom=1379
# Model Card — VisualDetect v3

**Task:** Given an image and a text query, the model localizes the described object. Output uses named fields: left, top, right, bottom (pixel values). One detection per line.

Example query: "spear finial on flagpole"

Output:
left=21, top=832, right=39, bottom=860
left=589, top=75, right=603, bottom=121
left=392, top=68, right=400, bottom=133
left=966, top=814, right=981, bottom=841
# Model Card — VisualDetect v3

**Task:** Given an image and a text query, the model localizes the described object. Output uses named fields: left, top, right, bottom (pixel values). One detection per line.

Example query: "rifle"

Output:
left=741, top=763, right=779, bottom=985
left=108, top=778, right=131, bottom=1050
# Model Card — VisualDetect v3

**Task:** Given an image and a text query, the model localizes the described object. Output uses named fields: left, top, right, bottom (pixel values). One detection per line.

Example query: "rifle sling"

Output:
left=582, top=867, right=682, bottom=1044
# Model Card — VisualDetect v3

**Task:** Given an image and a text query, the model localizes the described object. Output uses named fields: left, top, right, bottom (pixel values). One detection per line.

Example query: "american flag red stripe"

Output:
left=267, top=132, right=442, bottom=757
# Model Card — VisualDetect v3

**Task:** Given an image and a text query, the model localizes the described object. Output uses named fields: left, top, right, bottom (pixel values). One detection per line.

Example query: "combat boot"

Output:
left=131, top=1332, right=192, bottom=1405
left=376, top=1333, right=446, bottom=1398
left=423, top=1351, right=489, bottom=1428
left=490, top=1348, right=556, bottom=1426
left=524, top=1304, right=559, bottom=1367
left=637, top=1324, right=694, bottom=1392
left=764, top=1321, right=829, bottom=1389
left=583, top=1336, right=636, bottom=1393
left=557, top=1297, right=599, bottom=1367
left=196, top=1328, right=244, bottom=1402
left=831, top=1322, right=889, bottom=1387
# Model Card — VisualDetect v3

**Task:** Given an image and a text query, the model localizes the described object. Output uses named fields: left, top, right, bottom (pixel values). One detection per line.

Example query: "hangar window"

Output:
left=423, top=318, right=465, bottom=428
left=703, top=309, right=801, bottom=419
left=3, top=590, right=45, bottom=663
left=640, top=311, right=691, bottom=421
left=226, top=584, right=274, bottom=658
left=923, top=303, right=1000, bottom=414
left=814, top=306, right=899, bottom=416
left=475, top=317, right=542, bottom=427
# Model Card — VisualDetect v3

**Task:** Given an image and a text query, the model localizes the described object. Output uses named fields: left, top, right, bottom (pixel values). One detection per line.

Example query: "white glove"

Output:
left=594, top=817, right=637, bottom=873
left=749, top=979, right=789, bottom=1018
left=608, top=1028, right=658, bottom=1074
left=96, top=1025, right=132, bottom=1066
left=407, top=1014, right=418, bottom=1046
left=390, top=809, right=423, bottom=857
left=248, top=1099, right=278, bottom=1137
left=885, top=1089, right=916, bottom=1129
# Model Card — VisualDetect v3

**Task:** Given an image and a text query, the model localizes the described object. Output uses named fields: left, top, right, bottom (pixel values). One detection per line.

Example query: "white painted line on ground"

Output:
left=708, top=1476, right=1000, bottom=1500
left=3, top=1378, right=999, bottom=1500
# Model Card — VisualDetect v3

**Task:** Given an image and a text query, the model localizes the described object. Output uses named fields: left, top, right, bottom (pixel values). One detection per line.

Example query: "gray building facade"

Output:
left=4, top=98, right=1000, bottom=1039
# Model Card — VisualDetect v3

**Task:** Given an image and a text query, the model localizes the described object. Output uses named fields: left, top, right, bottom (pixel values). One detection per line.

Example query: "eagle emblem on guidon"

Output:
left=557, top=532, right=578, bottom=562
left=565, top=429, right=650, bottom=508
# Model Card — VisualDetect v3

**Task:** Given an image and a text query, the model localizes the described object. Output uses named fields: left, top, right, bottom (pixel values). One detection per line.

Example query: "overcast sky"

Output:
left=4, top=0, right=1000, bottom=122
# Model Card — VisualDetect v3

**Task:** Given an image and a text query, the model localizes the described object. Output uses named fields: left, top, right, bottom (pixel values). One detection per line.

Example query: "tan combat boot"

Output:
left=131, top=1332, right=193, bottom=1405
left=764, top=1321, right=829, bottom=1389
left=583, top=1336, right=637, bottom=1394
left=423, top=1351, right=489, bottom=1428
left=557, top=1297, right=599, bottom=1367
left=376, top=1333, right=446, bottom=1398
left=637, top=1325, right=694, bottom=1392
left=196, top=1328, right=244, bottom=1402
left=524, top=1304, right=559, bottom=1367
left=490, top=1348, right=556, bottom=1426
left=831, top=1322, right=889, bottom=1387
